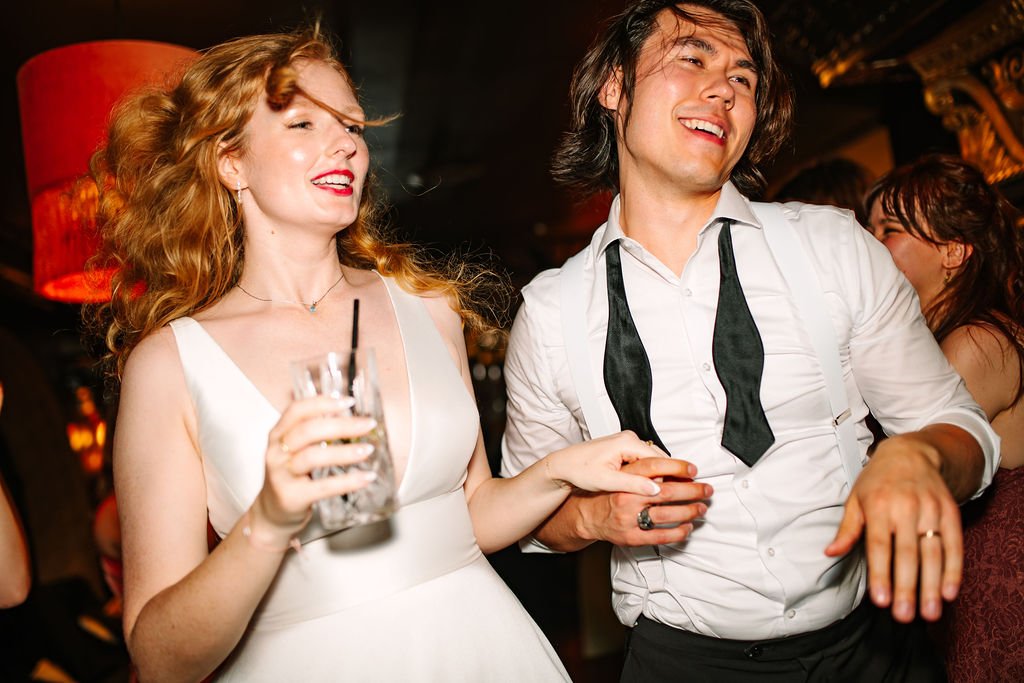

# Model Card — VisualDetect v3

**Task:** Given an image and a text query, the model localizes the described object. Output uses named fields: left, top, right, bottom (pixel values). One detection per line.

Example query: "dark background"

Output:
left=0, top=0, right=965, bottom=298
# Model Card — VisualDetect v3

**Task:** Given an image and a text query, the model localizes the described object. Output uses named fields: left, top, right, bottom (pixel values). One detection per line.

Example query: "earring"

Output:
left=236, top=180, right=242, bottom=205
left=944, top=269, right=952, bottom=285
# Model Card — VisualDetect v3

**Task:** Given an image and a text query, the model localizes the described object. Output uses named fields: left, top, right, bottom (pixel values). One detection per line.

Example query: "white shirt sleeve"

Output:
left=501, top=274, right=586, bottom=553
left=838, top=214, right=1001, bottom=497
left=500, top=275, right=582, bottom=479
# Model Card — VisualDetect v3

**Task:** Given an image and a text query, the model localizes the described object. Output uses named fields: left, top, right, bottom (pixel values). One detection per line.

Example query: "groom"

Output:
left=502, top=1, right=999, bottom=680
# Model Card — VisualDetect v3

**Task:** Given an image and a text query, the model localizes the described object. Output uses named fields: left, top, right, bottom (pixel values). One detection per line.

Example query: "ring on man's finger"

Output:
left=279, top=439, right=291, bottom=455
left=919, top=529, right=941, bottom=540
left=638, top=506, right=656, bottom=531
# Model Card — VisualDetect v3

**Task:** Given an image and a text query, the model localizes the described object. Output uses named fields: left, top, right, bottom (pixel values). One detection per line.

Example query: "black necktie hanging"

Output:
left=602, top=241, right=668, bottom=452
left=712, top=219, right=774, bottom=465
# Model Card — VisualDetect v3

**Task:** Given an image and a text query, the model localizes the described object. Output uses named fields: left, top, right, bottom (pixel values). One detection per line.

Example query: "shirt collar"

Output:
left=594, top=181, right=763, bottom=259
left=713, top=181, right=762, bottom=230
left=595, top=194, right=627, bottom=257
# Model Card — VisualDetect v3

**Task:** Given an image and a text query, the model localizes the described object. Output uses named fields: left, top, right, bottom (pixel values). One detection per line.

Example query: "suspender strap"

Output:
left=560, top=250, right=615, bottom=438
left=754, top=202, right=863, bottom=487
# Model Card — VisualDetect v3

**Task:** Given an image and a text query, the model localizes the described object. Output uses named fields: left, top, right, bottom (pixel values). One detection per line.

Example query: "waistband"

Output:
left=632, top=599, right=873, bottom=662
left=253, top=489, right=480, bottom=630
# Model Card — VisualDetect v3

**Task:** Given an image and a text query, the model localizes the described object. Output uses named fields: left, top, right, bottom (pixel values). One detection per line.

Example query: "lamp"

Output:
left=17, top=40, right=197, bottom=302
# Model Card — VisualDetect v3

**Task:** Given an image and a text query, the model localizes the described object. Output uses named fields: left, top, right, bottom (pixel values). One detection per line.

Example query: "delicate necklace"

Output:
left=236, top=272, right=345, bottom=313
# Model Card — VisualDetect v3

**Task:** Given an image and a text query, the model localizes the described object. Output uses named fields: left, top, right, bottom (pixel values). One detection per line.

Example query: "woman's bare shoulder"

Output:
left=942, top=323, right=1017, bottom=370
left=123, top=324, right=182, bottom=378
left=119, top=323, right=194, bottom=420
left=942, top=323, right=1021, bottom=419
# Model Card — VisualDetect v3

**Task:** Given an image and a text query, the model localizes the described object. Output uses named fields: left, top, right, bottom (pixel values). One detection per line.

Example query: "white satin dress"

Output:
left=169, top=276, right=570, bottom=682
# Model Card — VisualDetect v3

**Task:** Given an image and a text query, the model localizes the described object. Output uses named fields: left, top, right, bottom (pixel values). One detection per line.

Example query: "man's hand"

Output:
left=825, top=430, right=971, bottom=623
left=536, top=457, right=712, bottom=550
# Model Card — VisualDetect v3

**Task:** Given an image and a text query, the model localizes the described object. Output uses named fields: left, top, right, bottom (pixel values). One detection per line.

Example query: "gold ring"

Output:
left=645, top=440, right=654, bottom=447
left=279, top=439, right=291, bottom=455
left=919, top=529, right=941, bottom=540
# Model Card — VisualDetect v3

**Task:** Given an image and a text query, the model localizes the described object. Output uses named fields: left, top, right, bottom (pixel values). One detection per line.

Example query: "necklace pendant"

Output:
left=309, top=303, right=317, bottom=313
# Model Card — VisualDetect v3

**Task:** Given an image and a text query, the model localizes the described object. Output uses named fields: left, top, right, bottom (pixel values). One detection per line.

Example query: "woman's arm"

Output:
left=0, top=384, right=30, bottom=608
left=941, top=324, right=1021, bottom=468
left=0, top=477, right=29, bottom=608
left=422, top=299, right=662, bottom=553
left=941, top=325, right=1017, bottom=422
left=118, top=330, right=374, bottom=682
left=464, top=429, right=664, bottom=553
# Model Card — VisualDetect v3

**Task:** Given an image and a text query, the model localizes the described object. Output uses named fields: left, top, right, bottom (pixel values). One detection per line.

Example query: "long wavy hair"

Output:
left=867, top=154, right=1024, bottom=402
left=87, top=28, right=509, bottom=382
left=551, top=0, right=794, bottom=199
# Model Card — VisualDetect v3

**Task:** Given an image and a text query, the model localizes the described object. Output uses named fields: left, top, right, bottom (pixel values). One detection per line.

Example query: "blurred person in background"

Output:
left=775, top=156, right=874, bottom=225
left=868, top=153, right=1024, bottom=682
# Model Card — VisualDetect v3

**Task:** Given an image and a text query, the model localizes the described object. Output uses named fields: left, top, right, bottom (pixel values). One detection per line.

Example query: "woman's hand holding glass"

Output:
left=544, top=430, right=666, bottom=496
left=289, top=349, right=398, bottom=530
left=250, top=395, right=377, bottom=544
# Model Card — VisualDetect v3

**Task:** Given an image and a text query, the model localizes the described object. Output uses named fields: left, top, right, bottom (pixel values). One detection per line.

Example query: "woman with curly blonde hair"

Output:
left=90, top=28, right=663, bottom=682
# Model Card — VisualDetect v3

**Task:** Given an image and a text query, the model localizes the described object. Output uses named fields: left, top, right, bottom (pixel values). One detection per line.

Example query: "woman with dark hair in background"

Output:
left=867, top=153, right=1024, bottom=682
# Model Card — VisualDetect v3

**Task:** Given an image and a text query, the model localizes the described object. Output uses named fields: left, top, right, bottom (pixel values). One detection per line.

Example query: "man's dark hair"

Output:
left=551, top=0, right=794, bottom=199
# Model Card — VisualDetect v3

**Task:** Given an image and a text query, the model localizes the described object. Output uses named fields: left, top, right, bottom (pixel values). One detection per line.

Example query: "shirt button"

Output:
left=741, top=480, right=749, bottom=489
left=767, top=547, right=776, bottom=557
left=702, top=362, right=711, bottom=372
left=786, top=609, right=797, bottom=619
left=683, top=288, right=693, bottom=297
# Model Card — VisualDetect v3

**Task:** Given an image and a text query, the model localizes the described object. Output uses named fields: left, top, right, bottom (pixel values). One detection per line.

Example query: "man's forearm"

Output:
left=533, top=494, right=596, bottom=552
left=881, top=424, right=985, bottom=502
left=919, top=423, right=986, bottom=502
left=533, top=458, right=711, bottom=550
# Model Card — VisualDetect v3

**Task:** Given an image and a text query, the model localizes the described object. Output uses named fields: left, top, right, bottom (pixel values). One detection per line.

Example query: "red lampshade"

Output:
left=17, top=40, right=198, bottom=302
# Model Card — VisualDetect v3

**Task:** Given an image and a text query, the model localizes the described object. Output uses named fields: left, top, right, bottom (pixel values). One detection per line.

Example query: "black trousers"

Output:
left=620, top=600, right=946, bottom=682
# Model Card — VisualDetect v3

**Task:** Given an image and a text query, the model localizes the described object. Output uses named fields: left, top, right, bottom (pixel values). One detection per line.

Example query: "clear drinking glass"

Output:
left=289, top=349, right=397, bottom=530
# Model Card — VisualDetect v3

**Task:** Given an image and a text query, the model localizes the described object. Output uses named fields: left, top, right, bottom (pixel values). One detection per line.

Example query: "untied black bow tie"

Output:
left=601, top=221, right=774, bottom=467
left=712, top=219, right=774, bottom=465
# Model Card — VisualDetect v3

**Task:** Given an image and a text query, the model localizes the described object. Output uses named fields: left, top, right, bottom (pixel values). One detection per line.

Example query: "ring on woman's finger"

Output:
left=919, top=529, right=941, bottom=541
left=645, top=440, right=654, bottom=447
left=279, top=438, right=291, bottom=455
left=637, top=506, right=656, bottom=531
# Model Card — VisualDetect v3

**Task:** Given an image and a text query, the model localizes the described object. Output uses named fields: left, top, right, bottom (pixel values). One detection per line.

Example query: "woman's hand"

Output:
left=249, top=395, right=377, bottom=542
left=544, top=431, right=665, bottom=496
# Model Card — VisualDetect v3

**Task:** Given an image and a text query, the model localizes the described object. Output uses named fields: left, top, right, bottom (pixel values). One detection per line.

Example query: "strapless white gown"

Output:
left=169, top=275, right=570, bottom=682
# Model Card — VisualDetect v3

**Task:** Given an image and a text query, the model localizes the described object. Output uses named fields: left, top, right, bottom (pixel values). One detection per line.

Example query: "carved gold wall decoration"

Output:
left=988, top=47, right=1024, bottom=110
left=909, top=0, right=1024, bottom=186
left=921, top=68, right=1024, bottom=184
left=948, top=104, right=1024, bottom=185
left=910, top=0, right=1024, bottom=84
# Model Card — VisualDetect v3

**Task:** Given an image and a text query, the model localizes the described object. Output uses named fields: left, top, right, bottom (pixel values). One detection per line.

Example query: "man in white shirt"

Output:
left=501, top=1, right=1000, bottom=680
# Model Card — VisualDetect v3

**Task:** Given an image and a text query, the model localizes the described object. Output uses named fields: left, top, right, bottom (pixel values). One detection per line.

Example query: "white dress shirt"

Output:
left=501, top=182, right=1000, bottom=640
